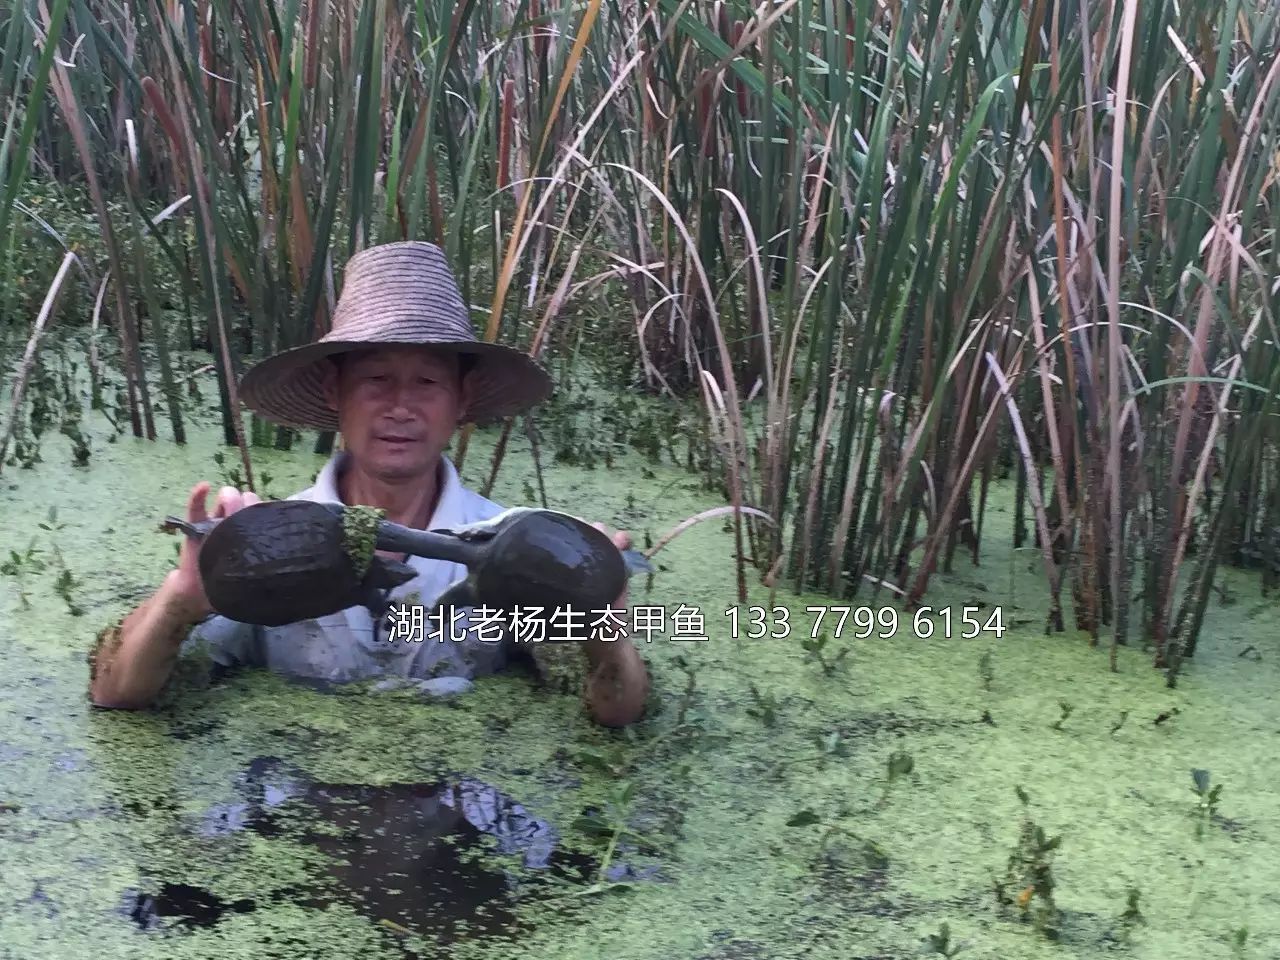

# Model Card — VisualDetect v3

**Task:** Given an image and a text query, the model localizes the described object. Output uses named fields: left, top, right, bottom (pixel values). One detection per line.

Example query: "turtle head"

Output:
left=432, top=507, right=536, bottom=542
left=365, top=555, right=418, bottom=590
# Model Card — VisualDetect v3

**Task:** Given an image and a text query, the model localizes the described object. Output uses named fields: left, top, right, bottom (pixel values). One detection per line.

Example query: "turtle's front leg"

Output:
left=160, top=516, right=220, bottom=539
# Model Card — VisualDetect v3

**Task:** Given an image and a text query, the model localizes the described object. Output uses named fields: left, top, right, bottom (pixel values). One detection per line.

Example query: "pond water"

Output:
left=1, top=372, right=1278, bottom=959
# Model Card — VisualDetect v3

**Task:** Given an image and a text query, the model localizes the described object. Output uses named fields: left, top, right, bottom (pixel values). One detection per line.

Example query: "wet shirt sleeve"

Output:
left=180, top=614, right=261, bottom=670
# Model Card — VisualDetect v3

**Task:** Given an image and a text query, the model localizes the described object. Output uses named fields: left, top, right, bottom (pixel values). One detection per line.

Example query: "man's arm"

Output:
left=89, top=571, right=207, bottom=709
left=89, top=482, right=259, bottom=710
left=582, top=629, right=650, bottom=727
left=580, top=524, right=651, bottom=727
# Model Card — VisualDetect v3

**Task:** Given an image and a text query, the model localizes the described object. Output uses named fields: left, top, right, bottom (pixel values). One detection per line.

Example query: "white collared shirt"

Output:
left=180, top=451, right=517, bottom=683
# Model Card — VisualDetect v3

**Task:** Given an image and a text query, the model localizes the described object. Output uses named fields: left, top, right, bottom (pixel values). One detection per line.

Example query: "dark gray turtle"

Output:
left=163, top=500, right=417, bottom=627
left=163, top=502, right=653, bottom=629
left=407, top=507, right=653, bottom=614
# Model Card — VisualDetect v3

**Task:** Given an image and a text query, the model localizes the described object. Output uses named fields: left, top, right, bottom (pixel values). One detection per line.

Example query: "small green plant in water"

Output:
left=1120, top=887, right=1144, bottom=925
left=978, top=650, right=994, bottom=691
left=37, top=506, right=69, bottom=565
left=0, top=539, right=46, bottom=609
left=60, top=419, right=91, bottom=467
left=995, top=786, right=1061, bottom=938
left=922, top=921, right=968, bottom=957
left=342, top=505, right=385, bottom=579
left=1191, top=768, right=1223, bottom=838
left=800, top=631, right=850, bottom=676
left=53, top=567, right=84, bottom=617
left=1110, top=710, right=1129, bottom=736
left=210, top=450, right=244, bottom=489
left=672, top=654, right=698, bottom=726
left=569, top=779, right=646, bottom=897
left=879, top=750, right=915, bottom=806
left=1050, top=699, right=1074, bottom=731
left=1231, top=926, right=1248, bottom=957
left=746, top=682, right=778, bottom=727
left=768, top=728, right=849, bottom=780
left=813, top=730, right=851, bottom=770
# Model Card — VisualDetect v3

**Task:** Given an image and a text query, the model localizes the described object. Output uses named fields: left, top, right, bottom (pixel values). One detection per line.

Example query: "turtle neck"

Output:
left=307, top=449, right=471, bottom=533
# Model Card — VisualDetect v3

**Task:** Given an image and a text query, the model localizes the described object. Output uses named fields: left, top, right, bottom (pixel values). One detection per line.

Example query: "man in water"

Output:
left=89, top=242, right=650, bottom=726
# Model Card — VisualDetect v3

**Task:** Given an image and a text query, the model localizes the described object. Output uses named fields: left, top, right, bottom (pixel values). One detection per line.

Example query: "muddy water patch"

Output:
left=121, top=753, right=643, bottom=950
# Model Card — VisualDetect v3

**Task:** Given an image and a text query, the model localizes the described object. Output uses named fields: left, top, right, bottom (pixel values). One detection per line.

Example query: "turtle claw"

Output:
left=622, top=548, right=655, bottom=576
left=161, top=516, right=218, bottom=539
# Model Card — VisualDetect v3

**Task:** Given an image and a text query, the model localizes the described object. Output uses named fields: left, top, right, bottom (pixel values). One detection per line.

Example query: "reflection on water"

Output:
left=129, top=883, right=257, bottom=930
left=136, top=756, right=599, bottom=947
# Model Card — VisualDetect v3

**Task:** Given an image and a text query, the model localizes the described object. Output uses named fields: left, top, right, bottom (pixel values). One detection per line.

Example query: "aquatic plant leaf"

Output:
left=1191, top=768, right=1210, bottom=794
left=786, top=809, right=819, bottom=827
left=614, top=780, right=635, bottom=807
left=571, top=813, right=614, bottom=839
left=574, top=749, right=615, bottom=774
left=568, top=880, right=634, bottom=898
left=887, top=751, right=914, bottom=779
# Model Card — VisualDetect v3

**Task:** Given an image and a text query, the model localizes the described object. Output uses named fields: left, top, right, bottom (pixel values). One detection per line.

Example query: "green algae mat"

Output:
left=2, top=396, right=1278, bottom=960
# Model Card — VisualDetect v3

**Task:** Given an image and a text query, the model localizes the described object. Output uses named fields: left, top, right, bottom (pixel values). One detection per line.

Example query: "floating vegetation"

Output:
left=0, top=538, right=44, bottom=609
left=52, top=568, right=84, bottom=617
left=342, top=504, right=385, bottom=580
left=978, top=650, right=994, bottom=691
left=1191, top=768, right=1224, bottom=838
left=800, top=630, right=849, bottom=676
left=1121, top=887, right=1144, bottom=925
left=1050, top=699, right=1075, bottom=731
left=922, top=921, right=968, bottom=957
left=879, top=750, right=915, bottom=807
left=745, top=682, right=779, bottom=727
left=569, top=779, right=646, bottom=896
left=1110, top=710, right=1129, bottom=736
left=1232, top=927, right=1249, bottom=957
left=995, top=786, right=1062, bottom=938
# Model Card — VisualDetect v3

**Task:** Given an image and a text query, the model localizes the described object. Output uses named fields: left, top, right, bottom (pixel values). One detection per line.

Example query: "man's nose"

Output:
left=387, top=380, right=416, bottom=417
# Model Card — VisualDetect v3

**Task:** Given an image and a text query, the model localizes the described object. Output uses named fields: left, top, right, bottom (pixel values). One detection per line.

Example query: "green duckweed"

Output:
left=342, top=505, right=385, bottom=579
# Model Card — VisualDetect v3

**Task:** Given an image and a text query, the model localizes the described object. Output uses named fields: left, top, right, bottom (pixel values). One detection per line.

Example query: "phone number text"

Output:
left=725, top=605, right=1006, bottom=640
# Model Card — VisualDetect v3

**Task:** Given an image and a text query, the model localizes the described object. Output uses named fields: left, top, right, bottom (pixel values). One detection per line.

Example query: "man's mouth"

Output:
left=377, top=435, right=418, bottom=445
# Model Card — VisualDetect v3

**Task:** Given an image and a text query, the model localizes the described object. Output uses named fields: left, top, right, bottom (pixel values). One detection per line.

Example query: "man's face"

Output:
left=323, top=345, right=470, bottom=481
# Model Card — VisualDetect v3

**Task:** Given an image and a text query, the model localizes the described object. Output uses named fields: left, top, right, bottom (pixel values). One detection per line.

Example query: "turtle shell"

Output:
left=471, top=511, right=626, bottom=613
left=198, top=500, right=364, bottom=626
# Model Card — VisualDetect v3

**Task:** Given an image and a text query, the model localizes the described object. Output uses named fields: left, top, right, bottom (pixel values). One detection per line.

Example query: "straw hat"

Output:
left=238, top=241, right=553, bottom=430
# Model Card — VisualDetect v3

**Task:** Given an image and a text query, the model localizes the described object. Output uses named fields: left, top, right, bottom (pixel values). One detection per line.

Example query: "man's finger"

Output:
left=612, top=531, right=632, bottom=551
left=187, top=481, right=212, bottom=524
left=214, top=485, right=241, bottom=518
left=242, top=491, right=262, bottom=508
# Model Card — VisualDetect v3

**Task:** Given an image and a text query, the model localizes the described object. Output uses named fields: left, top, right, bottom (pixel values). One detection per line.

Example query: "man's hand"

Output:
left=167, top=482, right=261, bottom=620
left=582, top=521, right=649, bottom=727
left=590, top=520, right=634, bottom=607
left=90, top=481, right=261, bottom=710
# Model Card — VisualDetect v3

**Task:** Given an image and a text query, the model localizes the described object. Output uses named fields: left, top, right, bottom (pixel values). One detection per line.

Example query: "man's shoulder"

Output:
left=456, top=484, right=506, bottom=523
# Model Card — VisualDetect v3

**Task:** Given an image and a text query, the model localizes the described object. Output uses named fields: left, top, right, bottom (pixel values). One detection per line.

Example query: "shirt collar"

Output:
left=309, top=449, right=470, bottom=530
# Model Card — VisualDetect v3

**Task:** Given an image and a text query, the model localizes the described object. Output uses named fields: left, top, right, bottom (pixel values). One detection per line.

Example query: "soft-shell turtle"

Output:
left=163, top=502, right=653, bottom=629
left=163, top=500, right=418, bottom=627
left=411, top=508, right=653, bottom=614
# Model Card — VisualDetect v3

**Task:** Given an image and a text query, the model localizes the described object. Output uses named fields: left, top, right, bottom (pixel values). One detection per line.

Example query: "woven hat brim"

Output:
left=238, top=339, right=553, bottom=431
